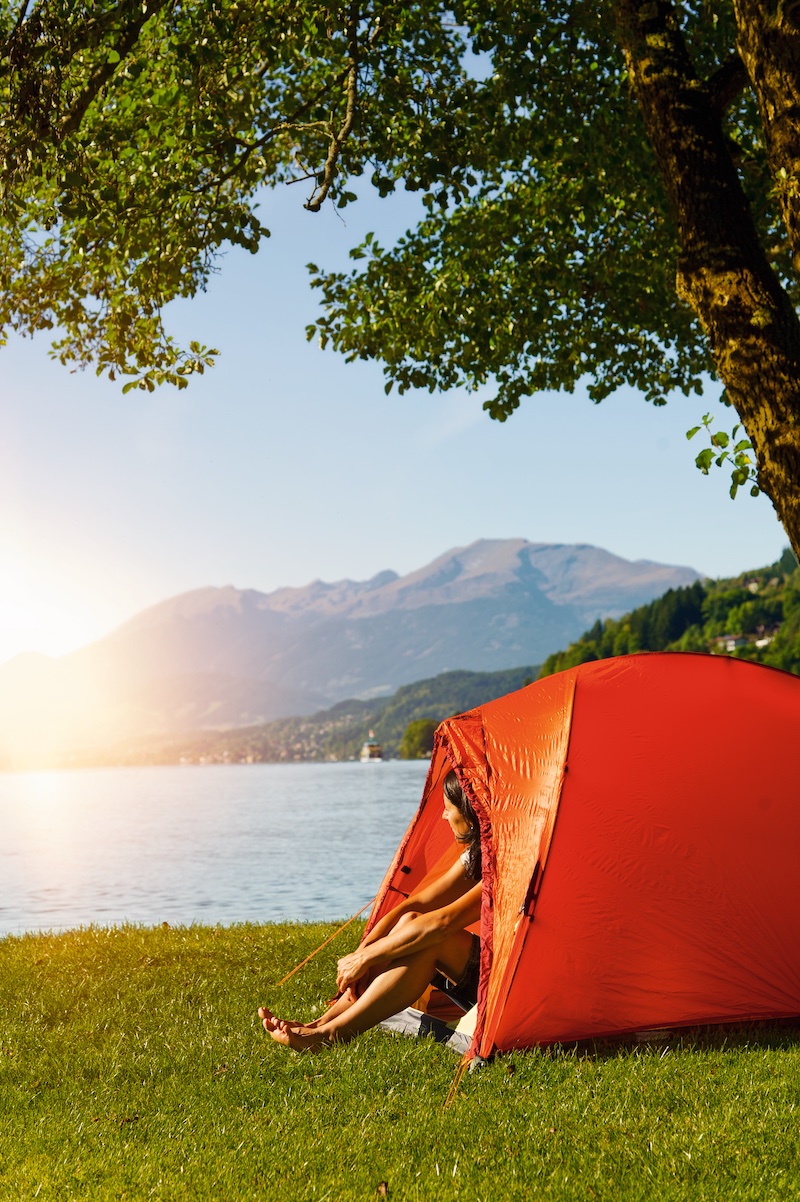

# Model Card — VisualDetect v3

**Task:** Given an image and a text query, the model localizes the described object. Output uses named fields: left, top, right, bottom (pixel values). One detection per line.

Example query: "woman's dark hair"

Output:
left=443, top=768, right=482, bottom=881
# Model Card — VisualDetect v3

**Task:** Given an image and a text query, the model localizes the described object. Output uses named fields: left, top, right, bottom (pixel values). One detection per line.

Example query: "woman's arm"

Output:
left=362, top=855, right=473, bottom=948
left=336, top=881, right=482, bottom=992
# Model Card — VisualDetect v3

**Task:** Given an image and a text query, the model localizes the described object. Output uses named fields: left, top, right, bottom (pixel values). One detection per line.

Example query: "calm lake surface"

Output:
left=0, top=761, right=430, bottom=938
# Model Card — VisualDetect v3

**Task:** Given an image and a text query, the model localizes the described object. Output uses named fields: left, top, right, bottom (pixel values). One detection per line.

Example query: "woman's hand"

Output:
left=336, top=948, right=371, bottom=992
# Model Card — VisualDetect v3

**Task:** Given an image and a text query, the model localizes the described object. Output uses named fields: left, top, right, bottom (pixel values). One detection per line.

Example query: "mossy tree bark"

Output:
left=616, top=0, right=800, bottom=559
left=734, top=0, right=800, bottom=269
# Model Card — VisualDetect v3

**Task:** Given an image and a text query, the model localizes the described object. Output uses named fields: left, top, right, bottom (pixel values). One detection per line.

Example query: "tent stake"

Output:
left=443, top=1055, right=470, bottom=1109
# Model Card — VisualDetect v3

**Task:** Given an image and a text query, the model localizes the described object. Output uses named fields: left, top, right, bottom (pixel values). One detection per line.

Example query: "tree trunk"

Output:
left=614, top=0, right=800, bottom=560
left=733, top=0, right=800, bottom=270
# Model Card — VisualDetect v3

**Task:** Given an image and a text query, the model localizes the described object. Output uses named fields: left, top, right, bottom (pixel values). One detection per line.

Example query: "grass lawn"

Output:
left=2, top=922, right=799, bottom=1201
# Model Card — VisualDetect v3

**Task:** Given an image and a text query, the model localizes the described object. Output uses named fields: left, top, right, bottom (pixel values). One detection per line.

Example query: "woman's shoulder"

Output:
left=460, top=848, right=482, bottom=880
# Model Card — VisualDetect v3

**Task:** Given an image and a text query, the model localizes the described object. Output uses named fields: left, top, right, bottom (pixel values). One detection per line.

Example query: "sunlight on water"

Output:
left=0, top=761, right=430, bottom=936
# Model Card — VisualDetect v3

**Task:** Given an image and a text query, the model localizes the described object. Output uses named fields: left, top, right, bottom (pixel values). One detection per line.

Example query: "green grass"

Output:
left=2, top=923, right=799, bottom=1200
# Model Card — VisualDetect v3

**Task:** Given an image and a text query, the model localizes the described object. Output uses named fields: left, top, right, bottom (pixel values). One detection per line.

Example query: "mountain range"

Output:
left=0, top=539, right=700, bottom=767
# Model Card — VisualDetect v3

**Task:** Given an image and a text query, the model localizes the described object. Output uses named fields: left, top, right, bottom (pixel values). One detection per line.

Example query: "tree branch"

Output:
left=706, top=52, right=749, bottom=114
left=72, top=0, right=163, bottom=54
left=193, top=71, right=349, bottom=194
left=11, top=0, right=34, bottom=40
left=304, top=2, right=361, bottom=212
left=59, top=0, right=170, bottom=137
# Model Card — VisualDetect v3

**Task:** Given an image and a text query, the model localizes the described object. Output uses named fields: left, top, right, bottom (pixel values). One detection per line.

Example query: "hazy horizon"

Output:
left=0, top=535, right=711, bottom=670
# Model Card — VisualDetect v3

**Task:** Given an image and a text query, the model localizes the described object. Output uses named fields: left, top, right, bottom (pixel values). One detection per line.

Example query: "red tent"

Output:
left=366, top=653, right=800, bottom=1059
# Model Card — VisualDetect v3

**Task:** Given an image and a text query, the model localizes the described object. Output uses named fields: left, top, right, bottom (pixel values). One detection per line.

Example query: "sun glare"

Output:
left=0, top=543, right=120, bottom=666
left=0, top=545, right=134, bottom=766
left=0, top=595, right=95, bottom=662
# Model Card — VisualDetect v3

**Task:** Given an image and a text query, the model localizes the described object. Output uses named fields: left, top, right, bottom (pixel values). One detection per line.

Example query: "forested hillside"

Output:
left=540, top=549, right=800, bottom=678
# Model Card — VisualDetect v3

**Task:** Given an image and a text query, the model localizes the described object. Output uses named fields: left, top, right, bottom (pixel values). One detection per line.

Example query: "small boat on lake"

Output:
left=360, top=731, right=383, bottom=762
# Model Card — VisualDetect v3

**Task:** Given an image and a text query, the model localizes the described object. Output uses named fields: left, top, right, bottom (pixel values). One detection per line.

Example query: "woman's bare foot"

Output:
left=257, top=1006, right=280, bottom=1031
left=257, top=1006, right=320, bottom=1035
left=269, top=1020, right=333, bottom=1051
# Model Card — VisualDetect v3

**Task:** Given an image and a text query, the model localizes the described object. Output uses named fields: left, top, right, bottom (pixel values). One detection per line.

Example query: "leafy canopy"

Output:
left=0, top=0, right=465, bottom=387
left=1, top=1, right=792, bottom=419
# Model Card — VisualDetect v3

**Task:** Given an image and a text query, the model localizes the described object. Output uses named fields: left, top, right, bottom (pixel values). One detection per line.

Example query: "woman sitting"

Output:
left=260, top=769, right=482, bottom=1050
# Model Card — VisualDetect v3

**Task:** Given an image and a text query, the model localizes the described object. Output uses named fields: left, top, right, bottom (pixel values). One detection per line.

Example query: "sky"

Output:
left=0, top=182, right=789, bottom=667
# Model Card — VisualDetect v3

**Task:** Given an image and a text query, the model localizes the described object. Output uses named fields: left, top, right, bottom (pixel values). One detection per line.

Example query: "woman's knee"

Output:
left=394, top=910, right=422, bottom=930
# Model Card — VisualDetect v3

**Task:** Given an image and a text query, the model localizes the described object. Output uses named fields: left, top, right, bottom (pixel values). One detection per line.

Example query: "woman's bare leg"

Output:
left=269, top=930, right=474, bottom=1051
left=259, top=911, right=423, bottom=1033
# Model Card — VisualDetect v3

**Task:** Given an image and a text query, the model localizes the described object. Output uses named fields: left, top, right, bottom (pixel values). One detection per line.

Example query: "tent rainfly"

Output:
left=366, top=653, right=800, bottom=1061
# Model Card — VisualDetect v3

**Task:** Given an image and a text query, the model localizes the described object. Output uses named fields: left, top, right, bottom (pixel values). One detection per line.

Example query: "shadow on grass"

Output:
left=535, top=1016, right=800, bottom=1062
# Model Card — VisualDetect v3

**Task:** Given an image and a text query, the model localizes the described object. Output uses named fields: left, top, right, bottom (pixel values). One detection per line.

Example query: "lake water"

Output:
left=0, top=761, right=430, bottom=938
